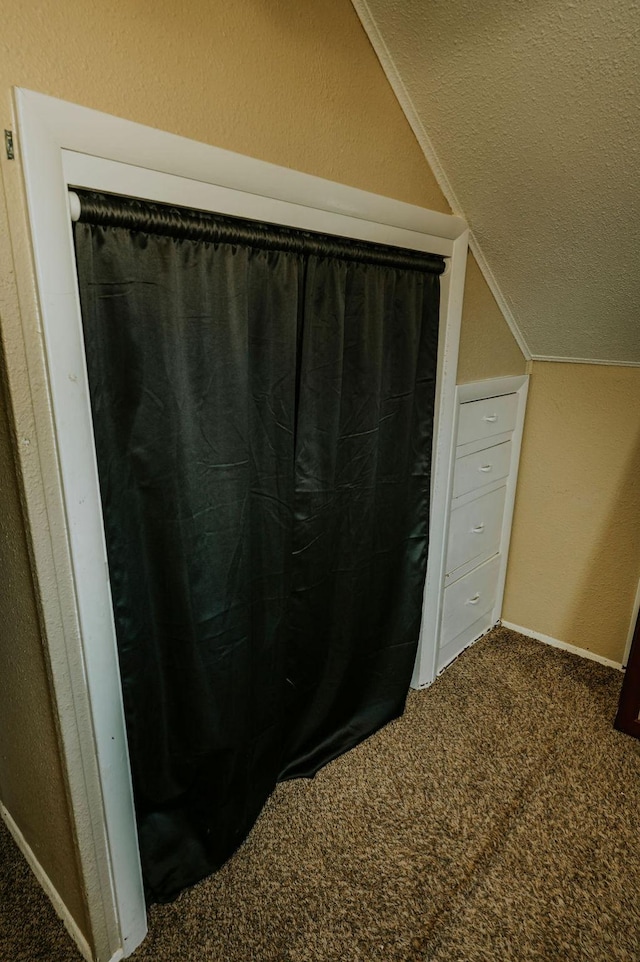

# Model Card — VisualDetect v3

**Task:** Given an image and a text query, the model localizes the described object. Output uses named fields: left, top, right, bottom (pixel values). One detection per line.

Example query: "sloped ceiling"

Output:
left=352, top=0, right=640, bottom=364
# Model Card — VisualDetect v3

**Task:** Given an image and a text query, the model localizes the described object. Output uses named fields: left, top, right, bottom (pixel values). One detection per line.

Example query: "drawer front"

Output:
left=453, top=440, right=512, bottom=499
left=457, top=393, right=518, bottom=446
left=440, top=555, right=500, bottom=648
left=437, top=609, right=494, bottom=673
left=446, top=485, right=506, bottom=575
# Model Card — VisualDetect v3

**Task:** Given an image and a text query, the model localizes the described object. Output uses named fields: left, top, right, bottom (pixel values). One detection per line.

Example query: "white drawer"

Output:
left=446, top=485, right=506, bottom=576
left=457, top=393, right=518, bottom=446
left=440, top=555, right=500, bottom=648
left=453, top=440, right=512, bottom=499
left=437, top=610, right=494, bottom=673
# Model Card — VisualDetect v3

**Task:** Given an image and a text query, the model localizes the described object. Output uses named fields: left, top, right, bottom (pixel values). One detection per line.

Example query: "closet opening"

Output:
left=15, top=87, right=469, bottom=959
left=71, top=187, right=445, bottom=902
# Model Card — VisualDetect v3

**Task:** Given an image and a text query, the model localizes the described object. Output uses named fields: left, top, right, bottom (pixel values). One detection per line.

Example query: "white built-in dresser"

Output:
left=437, top=375, right=529, bottom=673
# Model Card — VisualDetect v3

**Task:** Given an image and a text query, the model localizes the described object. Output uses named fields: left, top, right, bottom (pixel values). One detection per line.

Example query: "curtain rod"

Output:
left=69, top=190, right=81, bottom=222
left=68, top=189, right=447, bottom=276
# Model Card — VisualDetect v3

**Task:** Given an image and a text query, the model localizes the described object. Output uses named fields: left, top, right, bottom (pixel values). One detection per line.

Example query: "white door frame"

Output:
left=13, top=87, right=468, bottom=960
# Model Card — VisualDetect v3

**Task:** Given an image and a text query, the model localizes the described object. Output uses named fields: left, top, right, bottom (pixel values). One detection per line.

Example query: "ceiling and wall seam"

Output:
left=351, top=0, right=532, bottom=362
left=531, top=356, right=640, bottom=368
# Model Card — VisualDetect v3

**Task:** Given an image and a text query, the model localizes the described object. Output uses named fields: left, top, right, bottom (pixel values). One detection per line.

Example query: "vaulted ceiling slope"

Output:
left=353, top=0, right=640, bottom=365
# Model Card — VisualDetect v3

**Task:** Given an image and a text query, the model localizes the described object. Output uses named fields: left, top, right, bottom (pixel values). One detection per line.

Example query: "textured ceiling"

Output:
left=353, top=0, right=640, bottom=364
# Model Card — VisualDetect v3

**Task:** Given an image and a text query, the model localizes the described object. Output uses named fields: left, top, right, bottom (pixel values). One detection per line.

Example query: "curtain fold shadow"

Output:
left=73, top=190, right=442, bottom=902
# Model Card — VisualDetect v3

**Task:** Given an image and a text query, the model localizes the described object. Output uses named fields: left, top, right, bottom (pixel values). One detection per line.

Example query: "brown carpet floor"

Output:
left=2, top=626, right=640, bottom=961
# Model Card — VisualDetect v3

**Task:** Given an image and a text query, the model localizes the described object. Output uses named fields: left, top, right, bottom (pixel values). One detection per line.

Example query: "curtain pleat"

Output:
left=73, top=200, right=441, bottom=903
left=281, top=257, right=439, bottom=777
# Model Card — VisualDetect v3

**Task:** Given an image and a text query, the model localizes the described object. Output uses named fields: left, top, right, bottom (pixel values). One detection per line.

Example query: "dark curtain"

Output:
left=73, top=193, right=442, bottom=903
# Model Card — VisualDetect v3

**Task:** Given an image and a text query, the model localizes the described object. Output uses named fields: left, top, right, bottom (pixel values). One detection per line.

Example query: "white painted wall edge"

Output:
left=349, top=0, right=532, bottom=364
left=501, top=621, right=624, bottom=671
left=0, top=803, right=121, bottom=962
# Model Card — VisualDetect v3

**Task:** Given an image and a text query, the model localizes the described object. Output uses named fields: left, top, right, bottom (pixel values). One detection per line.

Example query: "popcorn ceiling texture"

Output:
left=359, top=0, right=640, bottom=363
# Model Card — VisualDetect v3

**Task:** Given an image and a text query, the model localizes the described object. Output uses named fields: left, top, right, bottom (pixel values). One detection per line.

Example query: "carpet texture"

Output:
left=2, top=627, right=640, bottom=961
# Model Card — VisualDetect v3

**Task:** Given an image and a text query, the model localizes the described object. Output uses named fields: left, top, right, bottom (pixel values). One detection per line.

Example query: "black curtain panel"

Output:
left=72, top=191, right=443, bottom=903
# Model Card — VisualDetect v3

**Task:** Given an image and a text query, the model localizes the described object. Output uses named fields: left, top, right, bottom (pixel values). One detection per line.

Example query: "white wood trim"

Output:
left=13, top=87, right=469, bottom=948
left=62, top=155, right=453, bottom=256
left=0, top=803, right=115, bottom=962
left=490, top=379, right=529, bottom=625
left=412, top=230, right=468, bottom=688
left=14, top=93, right=147, bottom=962
left=501, top=621, right=624, bottom=671
left=19, top=89, right=466, bottom=241
left=349, top=0, right=532, bottom=364
left=530, top=355, right=640, bottom=368
left=456, top=374, right=529, bottom=404
left=622, top=578, right=640, bottom=668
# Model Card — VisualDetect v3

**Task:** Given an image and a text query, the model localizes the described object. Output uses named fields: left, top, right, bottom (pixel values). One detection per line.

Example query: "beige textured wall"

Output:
left=0, top=0, right=522, bottom=948
left=0, top=383, right=90, bottom=937
left=457, top=255, right=526, bottom=383
left=503, top=362, right=640, bottom=663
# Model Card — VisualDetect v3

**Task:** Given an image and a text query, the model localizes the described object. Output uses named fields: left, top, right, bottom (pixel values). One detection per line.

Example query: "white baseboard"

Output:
left=0, top=801, right=107, bottom=962
left=501, top=621, right=624, bottom=671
